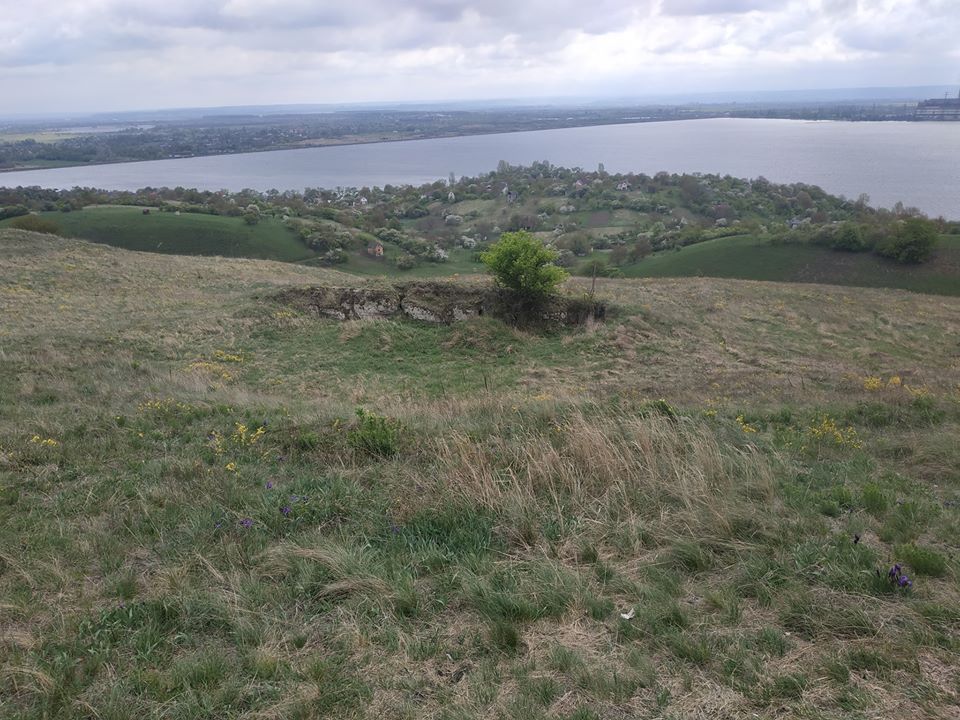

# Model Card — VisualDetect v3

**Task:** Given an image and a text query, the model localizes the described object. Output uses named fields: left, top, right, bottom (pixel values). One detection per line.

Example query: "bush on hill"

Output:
left=481, top=230, right=568, bottom=299
left=0, top=205, right=29, bottom=222
left=875, top=218, right=938, bottom=264
left=832, top=223, right=868, bottom=252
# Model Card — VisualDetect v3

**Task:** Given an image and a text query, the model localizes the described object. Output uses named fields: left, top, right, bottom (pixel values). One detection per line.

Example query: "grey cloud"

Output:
left=0, top=0, right=958, bottom=113
left=658, top=0, right=780, bottom=16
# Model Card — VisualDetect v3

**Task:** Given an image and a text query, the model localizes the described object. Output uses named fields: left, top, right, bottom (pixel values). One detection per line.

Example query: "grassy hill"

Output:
left=0, top=206, right=319, bottom=262
left=0, top=207, right=489, bottom=277
left=577, top=234, right=960, bottom=296
left=1, top=229, right=958, bottom=719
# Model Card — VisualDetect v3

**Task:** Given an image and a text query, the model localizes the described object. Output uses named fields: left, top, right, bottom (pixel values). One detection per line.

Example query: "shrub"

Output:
left=319, top=248, right=347, bottom=265
left=832, top=223, right=867, bottom=252
left=347, top=408, right=401, bottom=457
left=875, top=218, right=938, bottom=264
left=375, top=227, right=406, bottom=244
left=9, top=214, right=61, bottom=235
left=0, top=205, right=29, bottom=221
left=395, top=254, right=416, bottom=270
left=481, top=230, right=568, bottom=299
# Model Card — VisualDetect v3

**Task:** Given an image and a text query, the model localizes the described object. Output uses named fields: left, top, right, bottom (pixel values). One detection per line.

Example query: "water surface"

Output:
left=5, top=119, right=959, bottom=218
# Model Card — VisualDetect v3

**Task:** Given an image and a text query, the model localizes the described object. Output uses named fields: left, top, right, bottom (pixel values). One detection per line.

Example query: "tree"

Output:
left=481, top=231, right=568, bottom=298
left=609, top=245, right=628, bottom=266
left=628, top=237, right=652, bottom=263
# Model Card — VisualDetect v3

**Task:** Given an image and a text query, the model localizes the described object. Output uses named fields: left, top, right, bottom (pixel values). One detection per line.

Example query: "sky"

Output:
left=1, top=0, right=959, bottom=114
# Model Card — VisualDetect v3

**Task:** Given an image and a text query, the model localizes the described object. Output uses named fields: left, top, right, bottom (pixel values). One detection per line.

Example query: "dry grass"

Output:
left=1, top=230, right=958, bottom=719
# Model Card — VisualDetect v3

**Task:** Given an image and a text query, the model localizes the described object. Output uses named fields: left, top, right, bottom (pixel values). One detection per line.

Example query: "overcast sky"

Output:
left=2, top=0, right=959, bottom=114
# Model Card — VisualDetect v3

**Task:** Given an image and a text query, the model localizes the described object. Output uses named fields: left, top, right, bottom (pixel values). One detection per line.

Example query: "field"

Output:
left=0, top=131, right=87, bottom=144
left=577, top=234, right=960, bottom=296
left=1, top=229, right=959, bottom=719
left=0, top=208, right=489, bottom=276
left=0, top=207, right=319, bottom=263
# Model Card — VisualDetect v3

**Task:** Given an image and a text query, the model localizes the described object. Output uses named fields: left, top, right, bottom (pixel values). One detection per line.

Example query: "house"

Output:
left=616, top=181, right=631, bottom=191
left=367, top=242, right=384, bottom=258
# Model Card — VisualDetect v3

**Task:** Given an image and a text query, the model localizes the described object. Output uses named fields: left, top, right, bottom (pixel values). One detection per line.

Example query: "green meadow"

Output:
left=1, top=229, right=958, bottom=719
left=578, top=234, right=960, bottom=296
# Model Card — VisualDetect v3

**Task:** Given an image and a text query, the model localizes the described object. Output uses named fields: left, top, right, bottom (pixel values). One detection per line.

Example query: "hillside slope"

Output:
left=1, top=230, right=958, bottom=719
left=602, top=233, right=960, bottom=296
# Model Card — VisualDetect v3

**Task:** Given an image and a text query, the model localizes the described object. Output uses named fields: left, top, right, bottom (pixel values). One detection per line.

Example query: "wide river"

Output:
left=4, top=119, right=959, bottom=218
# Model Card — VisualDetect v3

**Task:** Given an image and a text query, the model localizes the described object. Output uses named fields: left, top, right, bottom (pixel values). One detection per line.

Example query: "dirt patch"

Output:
left=274, top=281, right=608, bottom=327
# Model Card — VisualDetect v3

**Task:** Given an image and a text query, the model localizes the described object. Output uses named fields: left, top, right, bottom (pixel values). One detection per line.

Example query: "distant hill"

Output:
left=582, top=234, right=960, bottom=296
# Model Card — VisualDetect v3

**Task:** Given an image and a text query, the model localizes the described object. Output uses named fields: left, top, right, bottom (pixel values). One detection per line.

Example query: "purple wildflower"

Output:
left=390, top=524, right=401, bottom=535
left=265, top=481, right=274, bottom=489
left=289, top=495, right=299, bottom=503
left=239, top=518, right=254, bottom=529
left=214, top=521, right=223, bottom=529
left=281, top=506, right=292, bottom=516
left=886, top=563, right=913, bottom=591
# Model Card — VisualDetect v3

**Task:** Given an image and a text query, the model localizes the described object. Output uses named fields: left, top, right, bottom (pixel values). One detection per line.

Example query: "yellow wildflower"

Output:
left=735, top=415, right=757, bottom=433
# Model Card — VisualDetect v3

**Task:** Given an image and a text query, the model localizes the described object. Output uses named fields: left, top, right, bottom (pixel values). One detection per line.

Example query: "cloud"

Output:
left=0, top=0, right=957, bottom=113
left=658, top=0, right=779, bottom=16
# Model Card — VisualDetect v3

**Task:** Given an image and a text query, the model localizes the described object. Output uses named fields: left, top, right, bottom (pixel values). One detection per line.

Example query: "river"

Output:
left=4, top=118, right=959, bottom=218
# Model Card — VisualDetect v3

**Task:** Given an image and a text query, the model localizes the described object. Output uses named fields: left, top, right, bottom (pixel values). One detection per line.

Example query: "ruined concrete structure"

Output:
left=274, top=282, right=607, bottom=327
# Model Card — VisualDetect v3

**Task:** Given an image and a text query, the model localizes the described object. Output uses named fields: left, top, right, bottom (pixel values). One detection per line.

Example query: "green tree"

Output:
left=481, top=231, right=568, bottom=298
